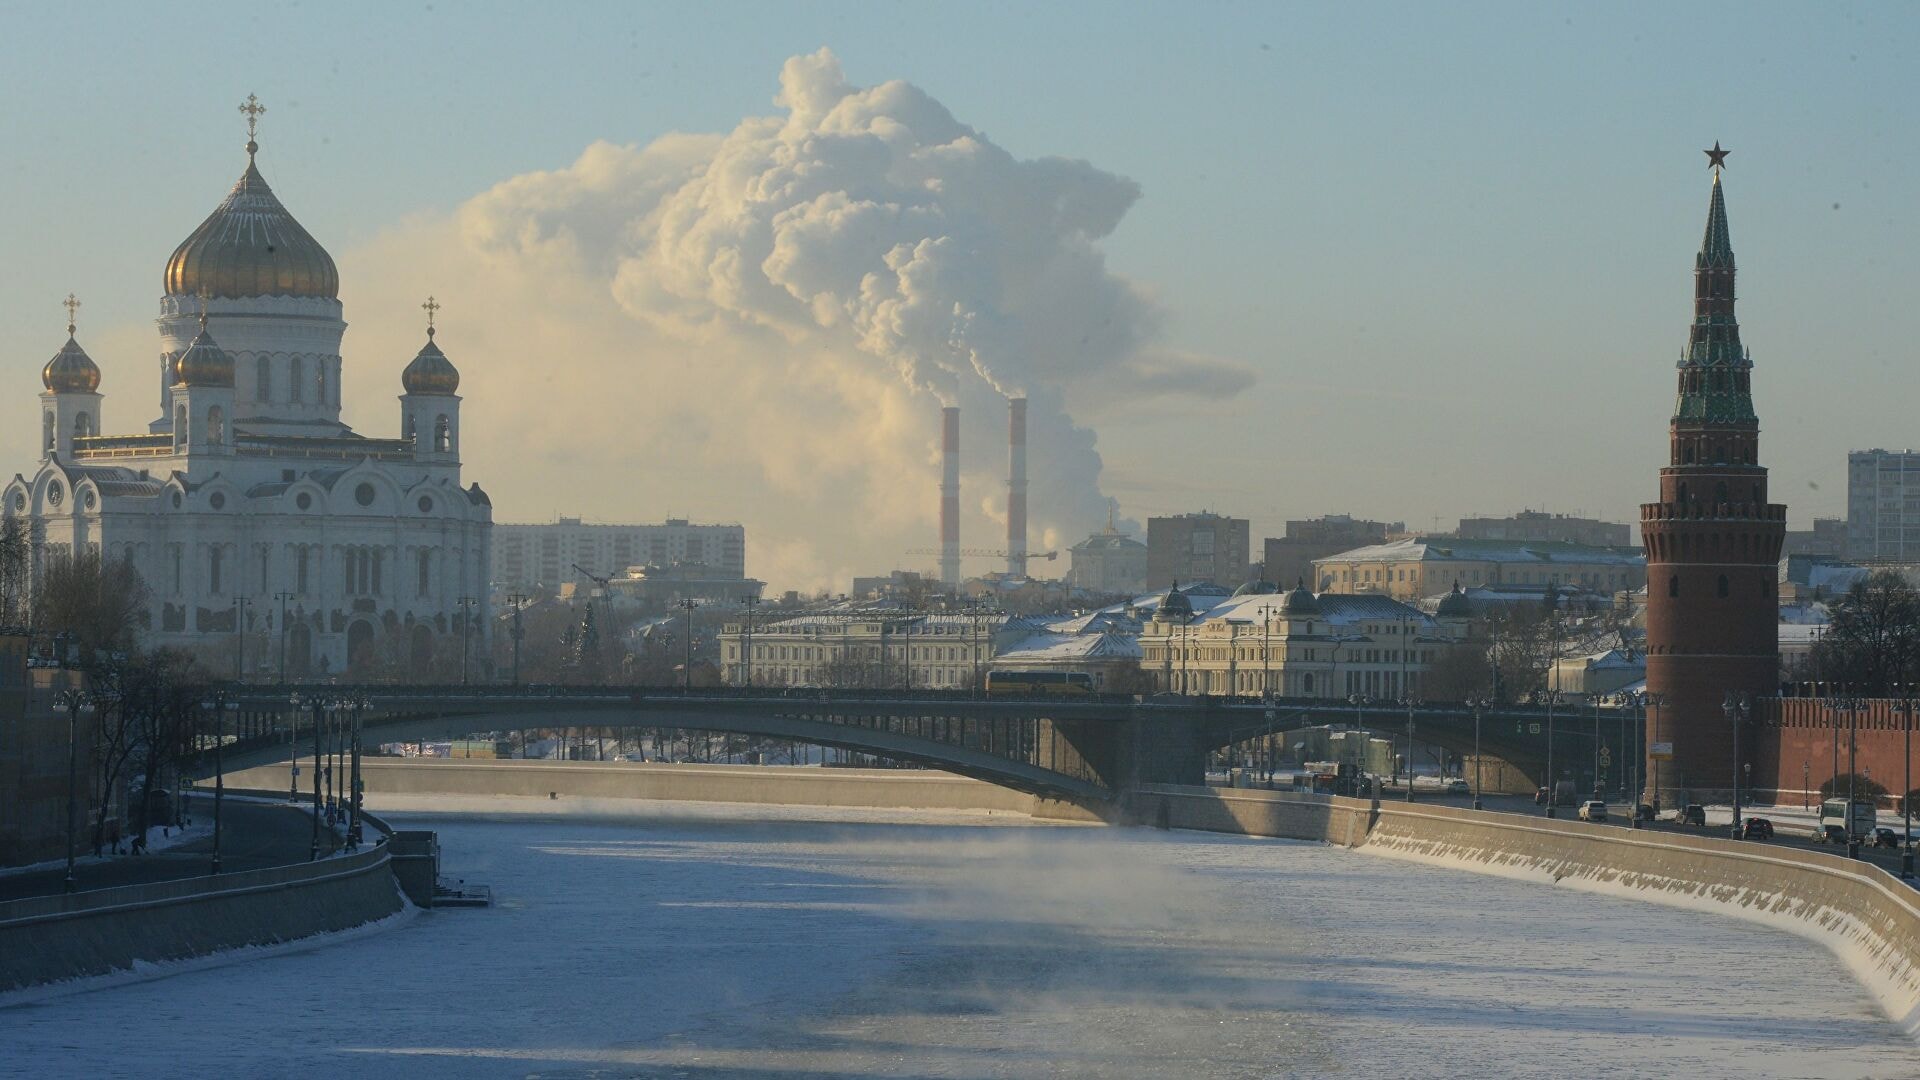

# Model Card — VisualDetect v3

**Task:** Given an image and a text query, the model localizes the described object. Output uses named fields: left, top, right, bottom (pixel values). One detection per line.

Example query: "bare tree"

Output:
left=0, top=517, right=28, bottom=625
left=32, top=547, right=149, bottom=664
left=1812, top=570, right=1920, bottom=694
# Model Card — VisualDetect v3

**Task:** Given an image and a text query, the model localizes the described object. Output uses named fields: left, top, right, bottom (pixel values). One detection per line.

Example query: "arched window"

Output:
left=317, top=364, right=328, bottom=407
left=1715, top=481, right=1728, bottom=505
left=1683, top=445, right=1695, bottom=464
left=210, top=546, right=223, bottom=595
left=290, top=357, right=304, bottom=403
left=417, top=549, right=431, bottom=598
left=256, top=356, right=271, bottom=402
left=174, top=405, right=187, bottom=451
left=1678, top=482, right=1689, bottom=503
left=1716, top=574, right=1729, bottom=598
left=405, top=413, right=416, bottom=444
left=434, top=415, right=451, bottom=453
left=206, top=406, right=224, bottom=446
left=42, top=411, right=55, bottom=452
left=73, top=412, right=92, bottom=438
left=1668, top=575, right=1679, bottom=597
left=296, top=546, right=309, bottom=593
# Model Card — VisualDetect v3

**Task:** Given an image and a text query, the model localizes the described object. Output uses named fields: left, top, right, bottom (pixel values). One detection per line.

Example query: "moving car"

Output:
left=1819, top=798, right=1877, bottom=841
left=1578, top=800, right=1607, bottom=822
left=1445, top=779, right=1470, bottom=796
left=1874, top=827, right=1903, bottom=849
left=1813, top=823, right=1850, bottom=845
left=1741, top=817, right=1774, bottom=840
left=1679, top=804, right=1707, bottom=826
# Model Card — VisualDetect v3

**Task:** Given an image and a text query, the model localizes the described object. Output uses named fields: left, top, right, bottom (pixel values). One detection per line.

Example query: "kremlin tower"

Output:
left=1640, top=144, right=1786, bottom=801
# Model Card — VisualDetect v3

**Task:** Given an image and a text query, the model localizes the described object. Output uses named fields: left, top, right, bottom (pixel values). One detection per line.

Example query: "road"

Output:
left=0, top=794, right=345, bottom=903
left=1345, top=782, right=1920, bottom=883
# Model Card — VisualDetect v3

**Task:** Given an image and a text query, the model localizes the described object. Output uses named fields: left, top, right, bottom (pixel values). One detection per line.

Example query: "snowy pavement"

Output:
left=0, top=794, right=1912, bottom=1078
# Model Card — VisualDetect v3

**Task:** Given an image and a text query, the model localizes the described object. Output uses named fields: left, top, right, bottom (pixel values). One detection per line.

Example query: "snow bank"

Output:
left=1128, top=786, right=1920, bottom=1042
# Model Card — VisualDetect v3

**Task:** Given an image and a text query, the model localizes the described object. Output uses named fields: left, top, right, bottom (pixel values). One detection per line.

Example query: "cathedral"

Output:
left=3, top=99, right=492, bottom=679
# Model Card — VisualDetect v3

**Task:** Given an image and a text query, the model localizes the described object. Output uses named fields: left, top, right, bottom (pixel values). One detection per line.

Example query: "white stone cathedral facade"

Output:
left=3, top=112, right=491, bottom=679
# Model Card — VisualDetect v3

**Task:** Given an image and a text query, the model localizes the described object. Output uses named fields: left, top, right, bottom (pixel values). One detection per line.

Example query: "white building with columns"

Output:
left=3, top=107, right=491, bottom=679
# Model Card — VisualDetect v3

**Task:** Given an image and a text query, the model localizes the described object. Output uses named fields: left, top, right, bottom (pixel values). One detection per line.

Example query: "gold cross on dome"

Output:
left=239, top=94, right=266, bottom=140
left=63, top=292, right=80, bottom=335
left=422, top=295, right=441, bottom=336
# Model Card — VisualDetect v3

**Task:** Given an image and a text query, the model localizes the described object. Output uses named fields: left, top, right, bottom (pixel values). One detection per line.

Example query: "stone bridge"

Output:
left=188, top=686, right=1643, bottom=802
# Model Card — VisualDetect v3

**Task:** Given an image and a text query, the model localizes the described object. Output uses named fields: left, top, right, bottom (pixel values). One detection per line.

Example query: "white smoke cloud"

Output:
left=339, top=49, right=1251, bottom=592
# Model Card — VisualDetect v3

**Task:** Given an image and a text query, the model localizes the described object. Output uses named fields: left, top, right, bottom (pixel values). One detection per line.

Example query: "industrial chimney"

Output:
left=1006, top=396, right=1028, bottom=578
left=940, top=406, right=960, bottom=588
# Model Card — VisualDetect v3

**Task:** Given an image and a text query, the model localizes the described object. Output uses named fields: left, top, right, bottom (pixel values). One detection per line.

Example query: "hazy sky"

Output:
left=2, top=3, right=1915, bottom=591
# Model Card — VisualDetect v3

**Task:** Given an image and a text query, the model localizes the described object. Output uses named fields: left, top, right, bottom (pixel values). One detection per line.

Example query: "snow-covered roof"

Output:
left=995, top=631, right=1143, bottom=663
left=1320, top=536, right=1643, bottom=566
left=1184, top=590, right=1438, bottom=629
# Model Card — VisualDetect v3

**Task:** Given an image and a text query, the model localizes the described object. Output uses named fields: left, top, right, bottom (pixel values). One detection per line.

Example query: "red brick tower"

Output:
left=1641, top=145, right=1786, bottom=801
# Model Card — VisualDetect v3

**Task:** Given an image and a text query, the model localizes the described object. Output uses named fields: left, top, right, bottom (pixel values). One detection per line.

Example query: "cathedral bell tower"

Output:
left=1640, top=144, right=1786, bottom=801
left=399, top=296, right=461, bottom=463
left=41, top=294, right=103, bottom=460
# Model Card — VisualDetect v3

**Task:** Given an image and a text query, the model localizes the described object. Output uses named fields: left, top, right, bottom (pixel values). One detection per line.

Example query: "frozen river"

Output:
left=2, top=796, right=1912, bottom=1078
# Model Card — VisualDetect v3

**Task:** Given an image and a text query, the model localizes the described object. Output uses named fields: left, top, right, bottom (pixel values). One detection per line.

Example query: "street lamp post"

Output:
left=679, top=598, right=697, bottom=691
left=348, top=695, right=368, bottom=848
left=289, top=692, right=327, bottom=860
left=456, top=596, right=477, bottom=685
left=232, top=595, right=250, bottom=682
left=1258, top=603, right=1275, bottom=700
left=1470, top=697, right=1490, bottom=811
left=1592, top=693, right=1604, bottom=798
left=56, top=685, right=92, bottom=894
left=1647, top=691, right=1666, bottom=814
left=1401, top=695, right=1418, bottom=802
left=1543, top=689, right=1562, bottom=818
left=1723, top=692, right=1749, bottom=840
left=741, top=593, right=760, bottom=688
left=506, top=592, right=528, bottom=685
left=1899, top=687, right=1914, bottom=880
left=275, top=591, right=295, bottom=683
left=200, top=689, right=237, bottom=874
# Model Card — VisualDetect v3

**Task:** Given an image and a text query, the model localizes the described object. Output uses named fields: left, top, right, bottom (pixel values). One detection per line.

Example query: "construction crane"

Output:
left=570, top=563, right=614, bottom=599
left=902, top=547, right=1058, bottom=561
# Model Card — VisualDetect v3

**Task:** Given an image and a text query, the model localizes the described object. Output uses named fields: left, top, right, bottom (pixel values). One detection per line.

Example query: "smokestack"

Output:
left=940, top=406, right=960, bottom=588
left=1007, top=396, right=1028, bottom=577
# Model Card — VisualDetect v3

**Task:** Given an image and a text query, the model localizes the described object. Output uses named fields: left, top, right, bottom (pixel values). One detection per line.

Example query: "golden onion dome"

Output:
left=172, top=326, right=234, bottom=388
left=164, top=145, right=339, bottom=300
left=43, top=334, right=102, bottom=394
left=401, top=329, right=460, bottom=395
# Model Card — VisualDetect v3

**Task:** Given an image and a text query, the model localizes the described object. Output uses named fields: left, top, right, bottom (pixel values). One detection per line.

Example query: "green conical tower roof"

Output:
left=1673, top=160, right=1756, bottom=425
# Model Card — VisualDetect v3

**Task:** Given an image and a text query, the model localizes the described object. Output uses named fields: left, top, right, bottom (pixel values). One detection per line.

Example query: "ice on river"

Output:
left=1, top=795, right=1911, bottom=1079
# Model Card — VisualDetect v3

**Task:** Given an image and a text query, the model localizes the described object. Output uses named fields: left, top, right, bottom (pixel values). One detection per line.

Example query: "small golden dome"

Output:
left=172, top=326, right=234, bottom=388
left=401, top=330, right=460, bottom=395
left=43, top=335, right=101, bottom=394
left=164, top=150, right=339, bottom=300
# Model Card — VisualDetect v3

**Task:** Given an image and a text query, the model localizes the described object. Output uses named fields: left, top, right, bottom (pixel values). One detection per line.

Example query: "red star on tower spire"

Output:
left=1705, top=141, right=1730, bottom=173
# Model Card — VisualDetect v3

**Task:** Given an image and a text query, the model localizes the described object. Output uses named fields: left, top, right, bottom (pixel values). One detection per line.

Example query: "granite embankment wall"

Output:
left=0, top=842, right=406, bottom=994
left=1122, top=785, right=1920, bottom=1038
left=224, top=758, right=1107, bottom=821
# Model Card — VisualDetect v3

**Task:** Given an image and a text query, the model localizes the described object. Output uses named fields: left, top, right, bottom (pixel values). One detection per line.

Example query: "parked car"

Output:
left=1741, top=817, right=1774, bottom=840
left=1445, top=779, right=1470, bottom=796
left=1874, top=827, right=1902, bottom=849
left=1578, top=800, right=1608, bottom=822
left=1678, top=804, right=1707, bottom=826
left=1813, top=823, right=1850, bottom=845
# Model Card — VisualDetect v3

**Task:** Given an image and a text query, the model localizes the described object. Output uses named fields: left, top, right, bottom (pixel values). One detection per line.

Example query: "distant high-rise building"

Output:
left=1262, top=515, right=1402, bottom=588
left=1146, top=512, right=1250, bottom=588
left=1069, top=523, right=1148, bottom=596
left=492, top=517, right=745, bottom=595
left=1454, top=510, right=1631, bottom=548
left=1846, top=450, right=1920, bottom=560
left=1782, top=517, right=1847, bottom=559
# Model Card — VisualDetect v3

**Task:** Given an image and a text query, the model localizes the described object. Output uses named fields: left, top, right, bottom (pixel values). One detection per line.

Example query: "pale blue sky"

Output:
left=2, top=2, right=1915, bottom=563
